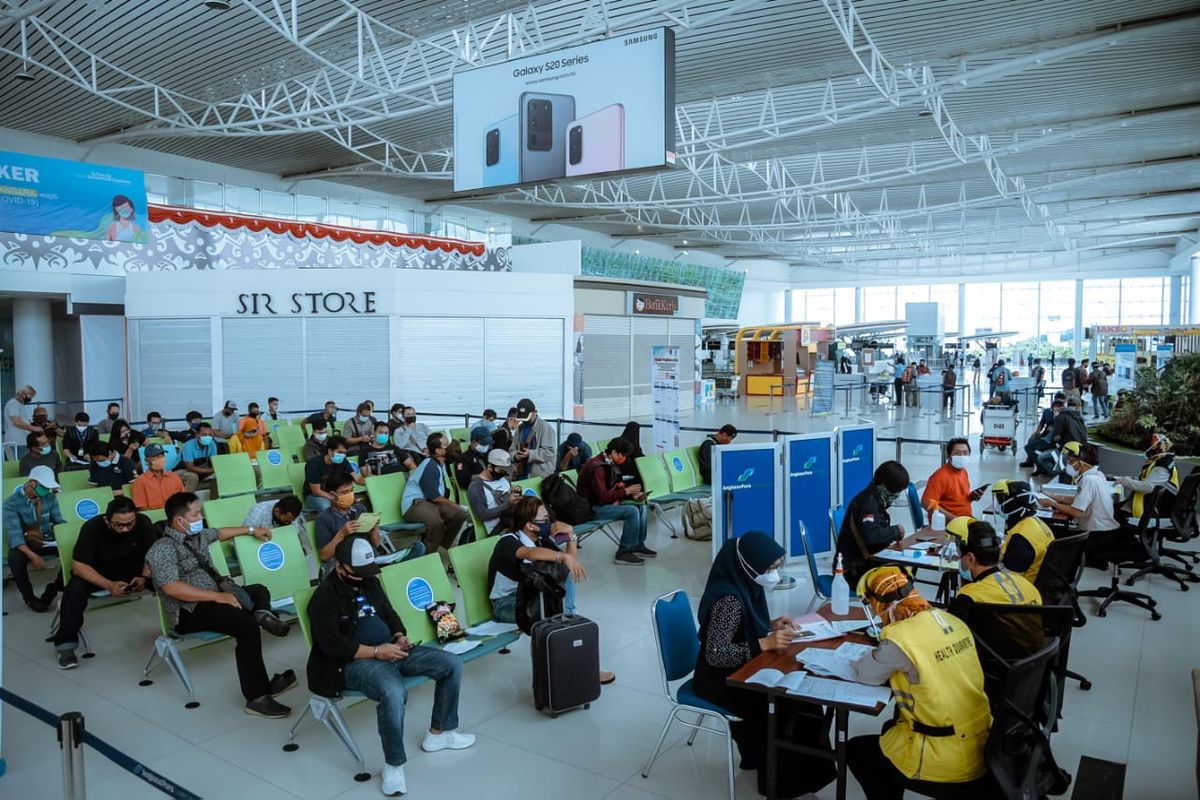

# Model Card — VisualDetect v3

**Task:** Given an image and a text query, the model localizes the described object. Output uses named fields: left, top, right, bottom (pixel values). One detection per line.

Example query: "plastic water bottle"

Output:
left=931, top=507, right=946, bottom=532
left=831, top=554, right=850, bottom=616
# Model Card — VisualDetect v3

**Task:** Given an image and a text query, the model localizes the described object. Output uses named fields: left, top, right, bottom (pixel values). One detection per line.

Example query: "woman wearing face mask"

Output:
left=107, top=419, right=144, bottom=466
left=233, top=416, right=266, bottom=460
left=922, top=437, right=986, bottom=521
left=693, top=531, right=835, bottom=798
left=836, top=460, right=911, bottom=587
left=105, top=194, right=142, bottom=242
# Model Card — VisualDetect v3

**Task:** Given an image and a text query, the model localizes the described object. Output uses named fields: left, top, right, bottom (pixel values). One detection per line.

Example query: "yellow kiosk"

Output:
left=735, top=323, right=834, bottom=396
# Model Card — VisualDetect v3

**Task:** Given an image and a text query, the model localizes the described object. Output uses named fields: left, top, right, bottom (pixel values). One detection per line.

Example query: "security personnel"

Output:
left=847, top=566, right=994, bottom=799
left=991, top=479, right=1054, bottom=583
left=1113, top=432, right=1180, bottom=521
left=836, top=461, right=911, bottom=587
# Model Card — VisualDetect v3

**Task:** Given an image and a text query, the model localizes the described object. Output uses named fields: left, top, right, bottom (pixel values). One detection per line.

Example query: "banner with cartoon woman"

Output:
left=0, top=150, right=148, bottom=243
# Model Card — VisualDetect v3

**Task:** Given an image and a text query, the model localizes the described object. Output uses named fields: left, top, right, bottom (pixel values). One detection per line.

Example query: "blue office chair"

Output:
left=802, top=517, right=858, bottom=612
left=643, top=590, right=740, bottom=800
left=905, top=483, right=926, bottom=531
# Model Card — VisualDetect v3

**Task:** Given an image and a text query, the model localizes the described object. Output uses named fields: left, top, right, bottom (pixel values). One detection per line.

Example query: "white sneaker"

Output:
left=421, top=730, right=476, bottom=752
left=381, top=764, right=406, bottom=796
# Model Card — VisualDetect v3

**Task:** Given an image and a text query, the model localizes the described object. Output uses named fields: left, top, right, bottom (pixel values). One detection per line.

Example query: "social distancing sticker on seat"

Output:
left=267, top=451, right=283, bottom=465
left=257, top=541, right=285, bottom=571
left=407, top=577, right=433, bottom=611
left=76, top=499, right=100, bottom=520
left=672, top=457, right=684, bottom=472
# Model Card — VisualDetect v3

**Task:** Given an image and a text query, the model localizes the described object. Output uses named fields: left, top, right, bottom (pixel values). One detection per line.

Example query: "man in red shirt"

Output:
left=921, top=437, right=985, bottom=519
left=577, top=438, right=652, bottom=566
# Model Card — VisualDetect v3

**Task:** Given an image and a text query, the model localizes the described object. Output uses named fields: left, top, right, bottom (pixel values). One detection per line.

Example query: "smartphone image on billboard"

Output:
left=519, top=92, right=576, bottom=183
left=483, top=114, right=519, bottom=187
left=566, top=103, right=625, bottom=177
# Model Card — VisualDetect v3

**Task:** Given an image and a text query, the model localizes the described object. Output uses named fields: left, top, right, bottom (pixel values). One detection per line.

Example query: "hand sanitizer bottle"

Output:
left=831, top=554, right=850, bottom=616
left=930, top=506, right=946, bottom=532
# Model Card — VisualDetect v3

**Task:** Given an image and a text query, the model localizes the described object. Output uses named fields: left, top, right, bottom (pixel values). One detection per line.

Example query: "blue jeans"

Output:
left=1093, top=394, right=1109, bottom=417
left=592, top=502, right=647, bottom=552
left=343, top=646, right=463, bottom=767
left=304, top=495, right=331, bottom=513
left=491, top=575, right=577, bottom=623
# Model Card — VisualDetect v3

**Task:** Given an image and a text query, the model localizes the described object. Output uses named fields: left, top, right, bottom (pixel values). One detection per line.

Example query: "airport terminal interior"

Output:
left=0, top=1, right=1199, bottom=798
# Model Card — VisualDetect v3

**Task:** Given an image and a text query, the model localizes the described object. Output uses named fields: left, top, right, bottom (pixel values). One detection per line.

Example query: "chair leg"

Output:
left=142, top=639, right=164, bottom=681
left=318, top=700, right=369, bottom=777
left=723, top=717, right=737, bottom=800
left=642, top=707, right=678, bottom=779
left=160, top=639, right=200, bottom=708
left=687, top=713, right=702, bottom=745
left=286, top=701, right=314, bottom=744
left=1065, top=669, right=1092, bottom=691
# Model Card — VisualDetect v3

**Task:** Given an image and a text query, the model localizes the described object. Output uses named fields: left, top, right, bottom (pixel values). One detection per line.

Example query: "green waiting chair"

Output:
left=57, top=470, right=94, bottom=493
left=2, top=460, right=19, bottom=480
left=202, top=494, right=256, bottom=529
left=287, top=462, right=308, bottom=500
left=664, top=447, right=709, bottom=497
left=447, top=537, right=502, bottom=627
left=378, top=552, right=458, bottom=645
left=363, top=473, right=426, bottom=536
left=256, top=449, right=293, bottom=494
left=232, top=526, right=311, bottom=616
left=637, top=454, right=692, bottom=536
left=58, top=488, right=115, bottom=524
left=274, top=426, right=307, bottom=461
left=212, top=453, right=258, bottom=498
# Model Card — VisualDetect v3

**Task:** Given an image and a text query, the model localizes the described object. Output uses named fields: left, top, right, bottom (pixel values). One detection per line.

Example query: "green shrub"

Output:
left=1095, top=351, right=1200, bottom=455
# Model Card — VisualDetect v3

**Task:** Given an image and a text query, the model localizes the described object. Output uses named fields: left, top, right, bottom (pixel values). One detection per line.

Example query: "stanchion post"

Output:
left=58, top=711, right=86, bottom=800
left=554, top=417, right=562, bottom=449
left=894, top=437, right=903, bottom=463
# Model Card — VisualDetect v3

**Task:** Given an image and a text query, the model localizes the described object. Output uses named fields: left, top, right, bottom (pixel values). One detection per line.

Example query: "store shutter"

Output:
left=130, top=319, right=212, bottom=419
left=393, top=317, right=485, bottom=415
left=631, top=317, right=670, bottom=418
left=484, top=318, right=564, bottom=418
left=305, top=317, right=391, bottom=410
left=222, top=317, right=302, bottom=410
left=582, top=315, right=631, bottom=421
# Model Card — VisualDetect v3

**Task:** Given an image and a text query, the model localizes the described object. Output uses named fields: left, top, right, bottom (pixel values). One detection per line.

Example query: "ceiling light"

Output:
left=634, top=249, right=641, bottom=255
left=15, top=68, right=33, bottom=82
left=917, top=109, right=932, bottom=117
left=682, top=250, right=689, bottom=255
left=204, top=0, right=231, bottom=9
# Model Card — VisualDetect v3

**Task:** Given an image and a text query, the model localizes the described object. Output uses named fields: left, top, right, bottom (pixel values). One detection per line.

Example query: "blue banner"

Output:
left=787, top=435, right=834, bottom=555
left=712, top=444, right=779, bottom=556
left=839, top=425, right=875, bottom=507
left=0, top=151, right=148, bottom=242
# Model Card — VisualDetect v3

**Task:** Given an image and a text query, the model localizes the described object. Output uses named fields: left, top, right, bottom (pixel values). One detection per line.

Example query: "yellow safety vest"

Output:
left=960, top=568, right=1042, bottom=606
left=999, top=515, right=1053, bottom=584
left=1132, top=458, right=1181, bottom=518
left=881, top=610, right=992, bottom=783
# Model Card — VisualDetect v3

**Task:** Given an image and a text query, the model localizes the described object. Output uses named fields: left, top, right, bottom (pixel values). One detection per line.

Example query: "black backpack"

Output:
left=541, top=473, right=595, bottom=525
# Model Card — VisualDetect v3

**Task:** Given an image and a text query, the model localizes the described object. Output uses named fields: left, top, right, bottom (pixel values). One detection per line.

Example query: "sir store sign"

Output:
left=237, top=291, right=377, bottom=315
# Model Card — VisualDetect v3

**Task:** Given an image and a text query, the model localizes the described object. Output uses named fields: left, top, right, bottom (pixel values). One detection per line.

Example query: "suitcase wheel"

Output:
left=584, top=703, right=591, bottom=710
left=550, top=711, right=559, bottom=719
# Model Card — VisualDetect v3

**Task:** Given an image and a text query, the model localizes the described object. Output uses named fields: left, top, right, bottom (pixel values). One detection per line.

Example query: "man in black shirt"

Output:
left=53, top=496, right=156, bottom=670
left=303, top=436, right=362, bottom=513
left=455, top=426, right=491, bottom=489
left=19, top=430, right=62, bottom=476
left=360, top=420, right=409, bottom=476
left=302, top=400, right=339, bottom=437
left=87, top=439, right=138, bottom=493
left=698, top=424, right=738, bottom=485
left=835, top=460, right=910, bottom=586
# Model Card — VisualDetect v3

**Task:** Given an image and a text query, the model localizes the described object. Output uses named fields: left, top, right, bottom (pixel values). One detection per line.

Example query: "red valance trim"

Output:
left=147, top=204, right=486, bottom=256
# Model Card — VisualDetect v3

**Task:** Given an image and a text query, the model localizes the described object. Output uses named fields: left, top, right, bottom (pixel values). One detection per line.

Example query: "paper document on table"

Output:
left=465, top=620, right=520, bottom=637
left=745, top=668, right=809, bottom=693
left=789, top=620, right=844, bottom=643
left=796, top=641, right=874, bottom=681
left=785, top=673, right=892, bottom=707
left=830, top=619, right=872, bottom=634
left=441, top=639, right=481, bottom=655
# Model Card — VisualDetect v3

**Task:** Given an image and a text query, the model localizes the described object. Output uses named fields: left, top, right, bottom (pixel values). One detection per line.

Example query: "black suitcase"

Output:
left=530, top=613, right=601, bottom=717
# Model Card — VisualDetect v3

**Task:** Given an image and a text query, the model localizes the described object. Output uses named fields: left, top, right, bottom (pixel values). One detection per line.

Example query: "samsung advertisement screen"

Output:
left=453, top=27, right=675, bottom=193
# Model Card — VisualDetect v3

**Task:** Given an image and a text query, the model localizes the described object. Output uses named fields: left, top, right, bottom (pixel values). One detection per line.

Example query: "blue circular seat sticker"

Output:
left=672, top=457, right=684, bottom=472
left=267, top=450, right=283, bottom=465
left=76, top=499, right=100, bottom=520
left=407, top=577, right=433, bottom=611
left=258, top=541, right=285, bottom=571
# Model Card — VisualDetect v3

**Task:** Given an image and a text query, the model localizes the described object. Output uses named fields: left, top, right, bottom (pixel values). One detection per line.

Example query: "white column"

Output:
left=1168, top=275, right=1182, bottom=325
left=957, top=282, right=966, bottom=337
left=1190, top=256, right=1200, bottom=325
left=1073, top=279, right=1084, bottom=361
left=783, top=289, right=794, bottom=322
left=854, top=287, right=863, bottom=323
left=13, top=298, right=55, bottom=404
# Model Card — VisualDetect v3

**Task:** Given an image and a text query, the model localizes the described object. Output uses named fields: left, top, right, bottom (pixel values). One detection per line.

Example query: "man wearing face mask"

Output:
left=1019, top=392, right=1066, bottom=469
left=170, top=411, right=204, bottom=444
left=4, top=466, right=66, bottom=611
left=181, top=421, right=218, bottom=489
left=19, top=431, right=61, bottom=476
left=401, top=433, right=468, bottom=560
left=836, top=460, right=911, bottom=586
left=455, top=427, right=493, bottom=490
left=304, top=436, right=363, bottom=513
left=5, top=385, right=40, bottom=459
left=302, top=400, right=339, bottom=439
left=145, top=491, right=295, bottom=718
left=578, top=438, right=652, bottom=566
left=140, top=411, right=173, bottom=442
left=509, top=398, right=556, bottom=480
left=211, top=400, right=239, bottom=450
left=467, top=449, right=521, bottom=535
left=342, top=402, right=376, bottom=449
left=30, top=405, right=63, bottom=447
left=990, top=480, right=1053, bottom=583
left=392, top=406, right=431, bottom=465
left=946, top=521, right=1042, bottom=667
left=314, top=472, right=400, bottom=575
left=302, top=418, right=330, bottom=463
left=132, top=444, right=189, bottom=510
left=62, top=411, right=98, bottom=471
left=1112, top=432, right=1180, bottom=523
left=97, top=402, right=122, bottom=435
left=306, top=536, right=475, bottom=798
left=361, top=421, right=408, bottom=476
left=922, top=438, right=986, bottom=520
left=52, top=496, right=157, bottom=670
left=86, top=439, right=137, bottom=494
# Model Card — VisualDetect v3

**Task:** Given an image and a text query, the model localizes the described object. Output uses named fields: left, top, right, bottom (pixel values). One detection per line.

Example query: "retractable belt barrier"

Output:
left=0, top=687, right=203, bottom=799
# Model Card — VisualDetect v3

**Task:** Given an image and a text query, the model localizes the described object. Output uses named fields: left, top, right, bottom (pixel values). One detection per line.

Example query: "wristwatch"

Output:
left=568, top=534, right=578, bottom=544
left=248, top=526, right=255, bottom=537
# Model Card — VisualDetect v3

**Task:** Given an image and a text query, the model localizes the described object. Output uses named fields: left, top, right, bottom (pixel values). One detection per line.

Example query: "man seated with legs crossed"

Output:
left=146, top=492, right=296, bottom=718
left=53, top=496, right=156, bottom=670
left=307, top=536, right=475, bottom=797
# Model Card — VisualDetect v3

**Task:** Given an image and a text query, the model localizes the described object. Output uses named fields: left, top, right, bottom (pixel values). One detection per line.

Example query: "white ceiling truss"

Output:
left=0, top=0, right=1197, bottom=277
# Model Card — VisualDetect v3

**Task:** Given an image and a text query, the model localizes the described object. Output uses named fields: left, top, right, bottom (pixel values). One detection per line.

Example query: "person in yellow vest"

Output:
left=847, top=566, right=995, bottom=799
left=990, top=479, right=1053, bottom=584
left=1112, top=432, right=1180, bottom=522
left=947, top=520, right=1044, bottom=670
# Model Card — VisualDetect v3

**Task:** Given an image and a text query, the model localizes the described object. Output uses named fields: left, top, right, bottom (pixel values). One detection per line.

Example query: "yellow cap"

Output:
left=1063, top=441, right=1082, bottom=456
left=945, top=515, right=975, bottom=542
left=991, top=479, right=1011, bottom=495
left=856, top=564, right=910, bottom=602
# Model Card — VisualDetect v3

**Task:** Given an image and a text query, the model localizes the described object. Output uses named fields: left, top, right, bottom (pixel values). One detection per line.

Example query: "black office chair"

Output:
left=1033, top=532, right=1092, bottom=690
left=969, top=604, right=1077, bottom=725
left=1076, top=488, right=1162, bottom=620
left=1123, top=488, right=1199, bottom=591
left=1162, top=472, right=1200, bottom=566
left=985, top=638, right=1072, bottom=799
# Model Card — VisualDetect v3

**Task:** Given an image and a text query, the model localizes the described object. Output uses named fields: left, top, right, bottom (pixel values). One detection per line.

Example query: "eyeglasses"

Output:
left=108, top=519, right=136, bottom=531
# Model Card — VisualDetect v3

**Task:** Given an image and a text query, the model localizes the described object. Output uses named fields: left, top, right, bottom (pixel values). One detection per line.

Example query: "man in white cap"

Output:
left=211, top=400, right=239, bottom=448
left=3, top=465, right=66, bottom=611
left=307, top=536, right=474, bottom=797
left=509, top=398, right=556, bottom=479
left=466, top=448, right=520, bottom=535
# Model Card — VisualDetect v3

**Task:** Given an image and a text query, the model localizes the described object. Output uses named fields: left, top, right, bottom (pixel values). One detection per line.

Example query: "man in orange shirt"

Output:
left=921, top=437, right=984, bottom=519
left=131, top=444, right=186, bottom=510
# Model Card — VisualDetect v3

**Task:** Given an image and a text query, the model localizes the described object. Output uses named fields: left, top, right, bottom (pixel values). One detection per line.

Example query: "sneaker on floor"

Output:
left=381, top=764, right=407, bottom=796
left=268, top=669, right=297, bottom=696
left=613, top=551, right=645, bottom=566
left=633, top=545, right=658, bottom=558
left=422, top=730, right=476, bottom=752
left=244, top=695, right=291, bottom=719
left=57, top=651, right=78, bottom=670
left=254, top=609, right=290, bottom=638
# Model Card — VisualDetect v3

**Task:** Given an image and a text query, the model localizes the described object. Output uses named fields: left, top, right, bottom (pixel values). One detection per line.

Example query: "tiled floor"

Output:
left=2, top=389, right=1195, bottom=799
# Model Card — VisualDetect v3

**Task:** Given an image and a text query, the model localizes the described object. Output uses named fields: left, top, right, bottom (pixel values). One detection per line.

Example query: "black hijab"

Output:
left=697, top=531, right=784, bottom=648
left=618, top=421, right=644, bottom=459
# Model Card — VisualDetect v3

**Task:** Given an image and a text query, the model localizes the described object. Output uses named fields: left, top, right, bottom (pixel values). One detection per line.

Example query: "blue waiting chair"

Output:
left=642, top=590, right=739, bottom=800
left=905, top=483, right=926, bottom=531
left=801, top=518, right=858, bottom=613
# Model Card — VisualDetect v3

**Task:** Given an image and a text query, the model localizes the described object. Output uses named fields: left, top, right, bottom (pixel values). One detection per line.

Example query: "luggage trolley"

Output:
left=980, top=402, right=1019, bottom=454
